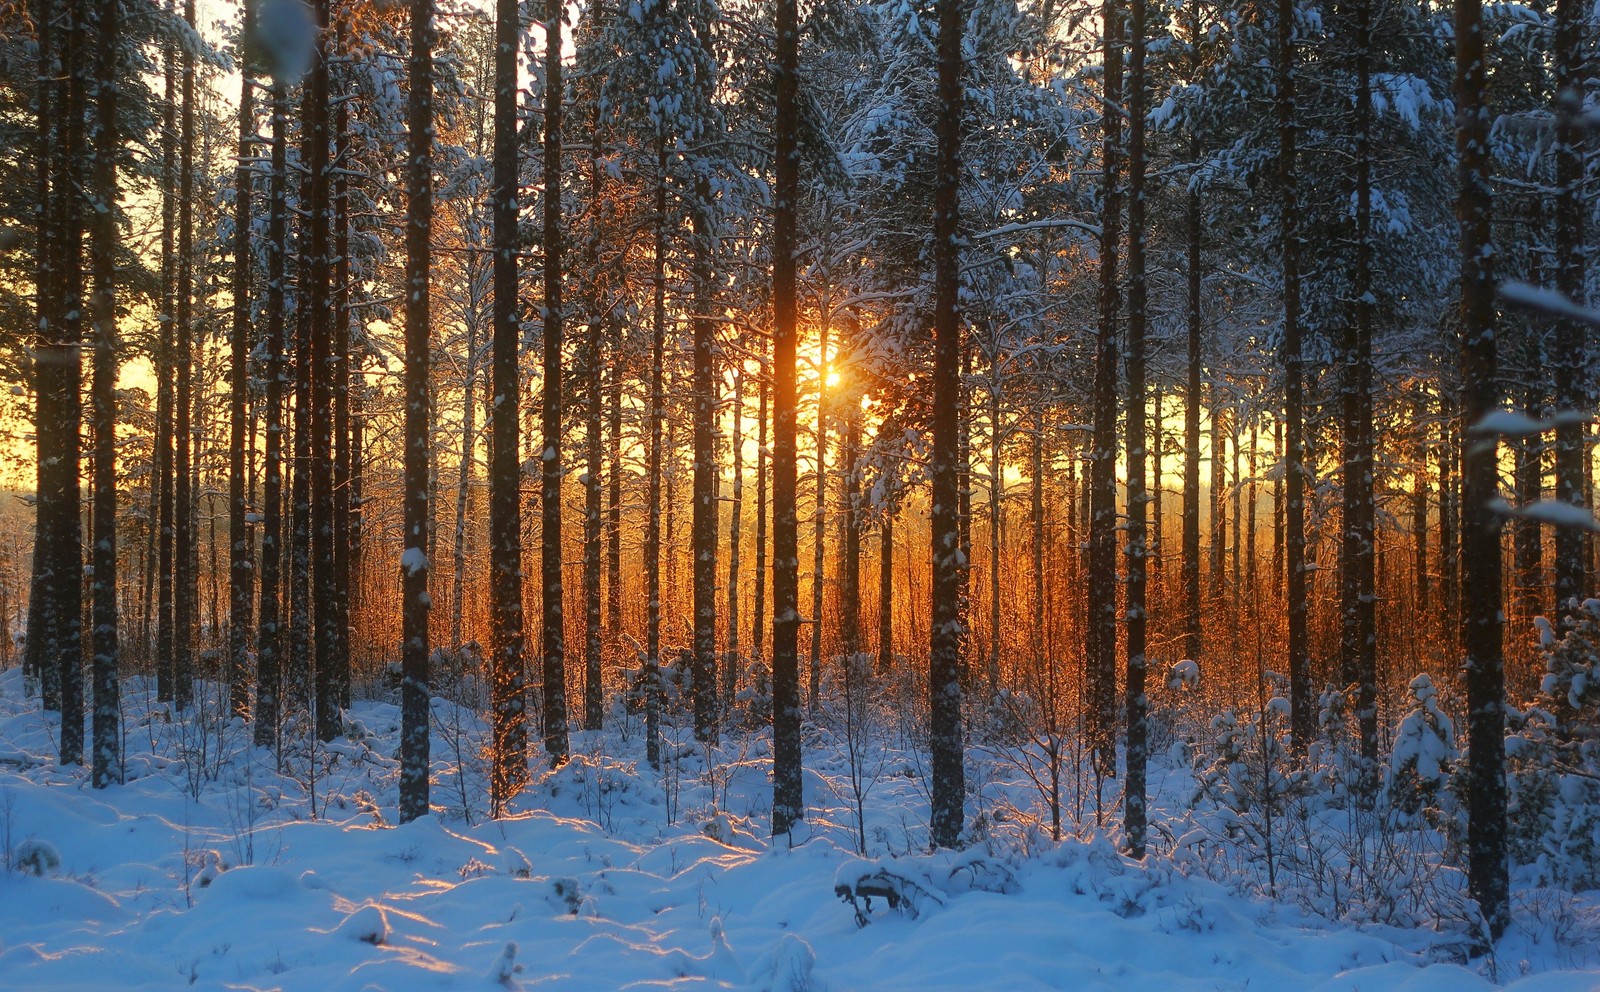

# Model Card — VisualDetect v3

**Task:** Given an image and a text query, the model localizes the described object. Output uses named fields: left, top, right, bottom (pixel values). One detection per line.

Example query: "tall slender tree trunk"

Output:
left=399, top=0, right=436, bottom=825
left=255, top=81, right=289, bottom=751
left=808, top=300, right=829, bottom=711
left=1123, top=0, right=1149, bottom=858
left=1342, top=0, right=1378, bottom=771
left=877, top=510, right=893, bottom=674
left=26, top=0, right=56, bottom=708
left=771, top=0, right=804, bottom=836
left=489, top=0, right=528, bottom=804
left=48, top=0, right=87, bottom=762
left=645, top=144, right=668, bottom=774
left=1088, top=0, right=1123, bottom=778
left=89, top=0, right=120, bottom=788
left=725, top=363, right=745, bottom=706
left=754, top=349, right=769, bottom=670
left=1278, top=0, right=1311, bottom=748
left=1552, top=0, right=1588, bottom=614
left=1182, top=138, right=1202, bottom=666
left=581, top=6, right=608, bottom=734
left=691, top=186, right=720, bottom=742
left=332, top=84, right=353, bottom=710
left=229, top=0, right=258, bottom=720
left=174, top=0, right=198, bottom=715
left=1455, top=0, right=1508, bottom=937
left=987, top=376, right=1002, bottom=692
left=929, top=0, right=966, bottom=849
left=840, top=386, right=862, bottom=661
left=541, top=0, right=569, bottom=765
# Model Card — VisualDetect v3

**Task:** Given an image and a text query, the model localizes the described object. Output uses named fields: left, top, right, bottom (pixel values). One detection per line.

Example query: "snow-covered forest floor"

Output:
left=0, top=664, right=1597, bottom=991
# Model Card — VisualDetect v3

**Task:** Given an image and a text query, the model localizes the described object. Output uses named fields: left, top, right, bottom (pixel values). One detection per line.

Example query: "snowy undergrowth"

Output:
left=0, top=666, right=1596, bottom=991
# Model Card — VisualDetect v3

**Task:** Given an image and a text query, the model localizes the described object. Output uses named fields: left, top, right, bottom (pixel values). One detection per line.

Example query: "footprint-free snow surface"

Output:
left=0, top=669, right=1596, bottom=991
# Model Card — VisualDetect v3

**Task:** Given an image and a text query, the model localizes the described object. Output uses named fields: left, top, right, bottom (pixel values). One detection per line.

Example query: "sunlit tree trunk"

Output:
left=490, top=0, right=528, bottom=801
left=1123, top=0, right=1149, bottom=858
left=692, top=182, right=720, bottom=742
left=1341, top=0, right=1378, bottom=772
left=1455, top=0, right=1508, bottom=937
left=228, top=0, right=257, bottom=720
left=1087, top=0, right=1123, bottom=779
left=771, top=0, right=804, bottom=835
left=646, top=143, right=668, bottom=774
left=174, top=0, right=198, bottom=715
left=89, top=0, right=120, bottom=788
left=928, top=0, right=966, bottom=849
left=541, top=0, right=569, bottom=765
left=255, top=81, right=289, bottom=751
left=1552, top=0, right=1588, bottom=614
left=1277, top=0, right=1311, bottom=749
left=399, top=0, right=436, bottom=825
left=725, top=363, right=745, bottom=707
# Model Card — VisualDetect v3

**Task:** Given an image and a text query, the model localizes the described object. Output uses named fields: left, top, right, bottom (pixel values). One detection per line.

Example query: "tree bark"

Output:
left=1455, top=0, right=1508, bottom=937
left=771, top=0, right=804, bottom=835
left=1124, top=0, right=1149, bottom=858
left=541, top=0, right=569, bottom=765
left=400, top=0, right=436, bottom=825
left=928, top=0, right=966, bottom=849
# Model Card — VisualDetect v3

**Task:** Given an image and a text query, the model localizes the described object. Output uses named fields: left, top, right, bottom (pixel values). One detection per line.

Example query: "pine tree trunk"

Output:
left=174, top=0, right=198, bottom=715
left=332, top=86, right=353, bottom=711
left=1123, top=0, right=1149, bottom=858
left=581, top=8, right=607, bottom=734
left=928, top=0, right=966, bottom=849
left=1088, top=0, right=1123, bottom=778
left=808, top=302, right=828, bottom=712
left=840, top=391, right=862, bottom=662
left=1182, top=131, right=1203, bottom=667
left=255, top=81, right=289, bottom=751
left=692, top=187, right=720, bottom=742
left=154, top=3, right=176, bottom=707
left=646, top=144, right=668, bottom=774
left=399, top=0, right=436, bottom=825
left=1455, top=0, right=1508, bottom=937
left=1552, top=0, right=1588, bottom=614
left=89, top=0, right=121, bottom=788
left=48, top=0, right=88, bottom=763
left=25, top=0, right=56, bottom=708
left=725, top=364, right=745, bottom=707
left=1277, top=0, right=1311, bottom=748
left=541, top=0, right=568, bottom=765
left=771, top=0, right=804, bottom=835
left=1342, top=0, right=1378, bottom=771
left=228, top=0, right=257, bottom=720
left=489, top=0, right=528, bottom=806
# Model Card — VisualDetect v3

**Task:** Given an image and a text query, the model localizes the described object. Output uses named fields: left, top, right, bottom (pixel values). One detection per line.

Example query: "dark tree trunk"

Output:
left=1087, top=0, right=1123, bottom=778
left=25, top=0, right=56, bottom=708
left=1341, top=0, right=1378, bottom=772
left=332, top=82, right=353, bottom=711
left=46, top=0, right=88, bottom=763
left=1124, top=0, right=1149, bottom=858
left=840, top=389, right=862, bottom=661
left=154, top=2, right=176, bottom=708
left=1412, top=390, right=1430, bottom=616
left=645, top=145, right=668, bottom=773
left=754, top=347, right=769, bottom=669
left=255, top=82, right=289, bottom=751
left=89, top=0, right=120, bottom=788
left=771, top=0, right=804, bottom=836
left=877, top=510, right=893, bottom=674
left=541, top=0, right=568, bottom=765
left=399, top=0, right=436, bottom=825
left=489, top=0, right=527, bottom=803
left=228, top=0, right=257, bottom=720
left=174, top=0, right=198, bottom=715
left=692, top=184, right=719, bottom=742
left=1182, top=134, right=1203, bottom=667
left=607, top=316, right=624, bottom=635
left=1552, top=0, right=1588, bottom=614
left=582, top=4, right=607, bottom=734
left=809, top=309, right=829, bottom=713
left=1277, top=0, right=1311, bottom=749
left=928, top=0, right=966, bottom=849
left=1455, top=0, right=1508, bottom=938
left=299, top=0, right=341, bottom=743
left=725, top=363, right=745, bottom=706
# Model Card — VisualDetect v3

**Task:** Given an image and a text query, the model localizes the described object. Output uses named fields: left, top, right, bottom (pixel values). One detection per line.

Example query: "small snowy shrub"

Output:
left=11, top=838, right=60, bottom=877
left=735, top=658, right=773, bottom=730
left=1389, top=674, right=1457, bottom=825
